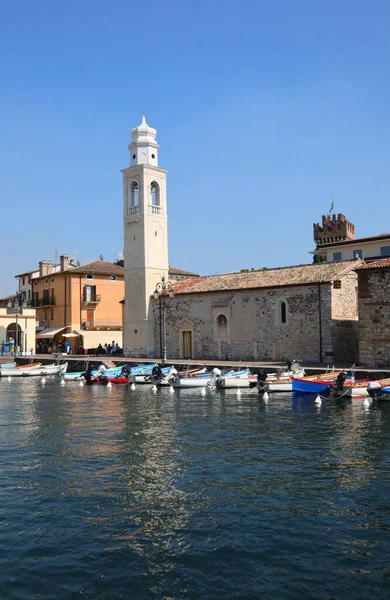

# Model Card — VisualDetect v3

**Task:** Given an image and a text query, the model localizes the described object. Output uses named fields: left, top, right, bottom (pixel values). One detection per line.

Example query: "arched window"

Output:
left=276, top=299, right=288, bottom=326
left=216, top=313, right=228, bottom=341
left=128, top=181, right=139, bottom=207
left=150, top=181, right=160, bottom=206
left=281, top=301, right=287, bottom=324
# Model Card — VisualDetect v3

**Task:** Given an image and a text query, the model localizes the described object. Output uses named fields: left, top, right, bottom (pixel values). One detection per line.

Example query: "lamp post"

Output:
left=153, top=276, right=174, bottom=365
left=7, top=293, right=26, bottom=356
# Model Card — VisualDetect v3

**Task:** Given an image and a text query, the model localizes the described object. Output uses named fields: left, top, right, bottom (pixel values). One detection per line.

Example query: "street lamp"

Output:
left=7, top=293, right=26, bottom=356
left=153, top=275, right=174, bottom=365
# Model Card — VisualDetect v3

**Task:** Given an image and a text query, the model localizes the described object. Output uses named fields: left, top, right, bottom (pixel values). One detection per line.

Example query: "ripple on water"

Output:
left=0, top=380, right=390, bottom=599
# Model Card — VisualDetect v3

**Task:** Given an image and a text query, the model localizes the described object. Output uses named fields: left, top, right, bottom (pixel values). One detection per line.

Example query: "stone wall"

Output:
left=331, top=271, right=358, bottom=320
left=150, top=278, right=359, bottom=363
left=358, top=268, right=390, bottom=367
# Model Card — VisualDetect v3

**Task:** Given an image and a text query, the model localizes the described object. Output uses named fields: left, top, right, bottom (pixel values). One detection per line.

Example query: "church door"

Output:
left=182, top=331, right=192, bottom=359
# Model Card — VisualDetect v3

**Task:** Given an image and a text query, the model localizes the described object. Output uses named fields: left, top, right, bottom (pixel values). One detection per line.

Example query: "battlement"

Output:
left=313, top=213, right=355, bottom=246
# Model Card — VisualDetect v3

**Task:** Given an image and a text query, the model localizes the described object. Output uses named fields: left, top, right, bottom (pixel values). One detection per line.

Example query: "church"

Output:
left=122, top=117, right=361, bottom=365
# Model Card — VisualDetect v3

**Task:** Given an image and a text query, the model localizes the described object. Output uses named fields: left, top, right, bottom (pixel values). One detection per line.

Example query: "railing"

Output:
left=126, top=205, right=163, bottom=219
left=31, top=297, right=56, bottom=307
left=82, top=293, right=101, bottom=304
left=127, top=205, right=140, bottom=218
left=149, top=205, right=162, bottom=216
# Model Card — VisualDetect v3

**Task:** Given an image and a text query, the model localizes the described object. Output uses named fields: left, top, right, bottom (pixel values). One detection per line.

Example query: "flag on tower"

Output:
left=329, top=199, right=334, bottom=213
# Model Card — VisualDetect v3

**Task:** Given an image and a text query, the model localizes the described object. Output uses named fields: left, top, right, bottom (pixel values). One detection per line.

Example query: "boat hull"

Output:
left=173, top=378, right=211, bottom=388
left=1, top=363, right=67, bottom=377
left=291, top=377, right=332, bottom=394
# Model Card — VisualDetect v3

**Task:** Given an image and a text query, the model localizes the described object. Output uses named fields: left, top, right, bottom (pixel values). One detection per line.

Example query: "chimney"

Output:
left=60, top=254, right=70, bottom=271
left=39, top=260, right=53, bottom=277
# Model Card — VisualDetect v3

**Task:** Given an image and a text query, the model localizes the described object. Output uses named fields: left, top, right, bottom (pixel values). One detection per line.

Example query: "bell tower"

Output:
left=122, top=115, right=169, bottom=356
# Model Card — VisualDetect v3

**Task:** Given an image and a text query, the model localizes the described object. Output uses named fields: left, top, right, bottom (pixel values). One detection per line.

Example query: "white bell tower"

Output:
left=122, top=115, right=169, bottom=357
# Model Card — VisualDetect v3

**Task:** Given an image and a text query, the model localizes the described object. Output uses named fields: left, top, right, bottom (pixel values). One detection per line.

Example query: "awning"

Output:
left=36, top=326, right=66, bottom=339
left=62, top=332, right=79, bottom=338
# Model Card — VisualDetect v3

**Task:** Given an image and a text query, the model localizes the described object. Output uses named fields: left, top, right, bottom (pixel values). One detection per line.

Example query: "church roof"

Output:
left=172, top=260, right=363, bottom=295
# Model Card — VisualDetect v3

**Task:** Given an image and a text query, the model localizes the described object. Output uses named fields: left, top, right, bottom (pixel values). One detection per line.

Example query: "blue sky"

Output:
left=1, top=0, right=390, bottom=296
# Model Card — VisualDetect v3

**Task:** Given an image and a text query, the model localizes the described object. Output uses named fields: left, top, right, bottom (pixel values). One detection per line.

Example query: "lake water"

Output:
left=0, top=378, right=389, bottom=600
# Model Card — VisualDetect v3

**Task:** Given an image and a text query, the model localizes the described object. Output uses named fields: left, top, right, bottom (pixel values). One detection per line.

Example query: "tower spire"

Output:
left=129, top=115, right=159, bottom=167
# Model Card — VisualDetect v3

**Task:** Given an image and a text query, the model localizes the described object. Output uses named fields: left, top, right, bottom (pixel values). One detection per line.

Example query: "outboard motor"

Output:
left=121, top=365, right=131, bottom=380
left=333, top=371, right=348, bottom=394
left=208, top=367, right=222, bottom=389
left=367, top=380, right=382, bottom=400
left=254, top=369, right=269, bottom=396
left=151, top=365, right=164, bottom=382
left=166, top=366, right=178, bottom=384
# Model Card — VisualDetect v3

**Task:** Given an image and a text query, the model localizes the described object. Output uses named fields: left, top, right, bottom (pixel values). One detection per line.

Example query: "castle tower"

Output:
left=313, top=213, right=356, bottom=246
left=122, top=116, right=169, bottom=356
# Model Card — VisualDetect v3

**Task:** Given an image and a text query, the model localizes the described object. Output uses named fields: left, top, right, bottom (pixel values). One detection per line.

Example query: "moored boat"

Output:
left=328, top=372, right=370, bottom=398
left=1, top=362, right=67, bottom=377
left=367, top=378, right=390, bottom=401
left=291, top=371, right=343, bottom=394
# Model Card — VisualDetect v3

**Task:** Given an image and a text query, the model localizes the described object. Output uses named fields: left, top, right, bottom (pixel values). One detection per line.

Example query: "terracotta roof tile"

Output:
left=355, top=258, right=390, bottom=270
left=172, top=260, right=363, bottom=295
left=169, top=267, right=200, bottom=277
left=68, top=261, right=124, bottom=276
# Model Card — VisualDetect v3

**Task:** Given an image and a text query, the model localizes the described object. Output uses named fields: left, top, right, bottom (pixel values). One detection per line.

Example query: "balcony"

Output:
left=126, top=205, right=163, bottom=220
left=149, top=205, right=162, bottom=216
left=31, top=297, right=56, bottom=307
left=82, top=293, right=101, bottom=305
left=127, top=205, right=140, bottom=218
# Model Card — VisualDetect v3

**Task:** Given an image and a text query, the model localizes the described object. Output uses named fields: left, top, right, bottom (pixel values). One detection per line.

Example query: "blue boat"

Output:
left=291, top=372, right=341, bottom=394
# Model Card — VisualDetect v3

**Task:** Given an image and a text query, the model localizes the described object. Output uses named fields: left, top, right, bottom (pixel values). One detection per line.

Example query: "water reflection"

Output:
left=1, top=379, right=390, bottom=599
left=118, top=388, right=193, bottom=560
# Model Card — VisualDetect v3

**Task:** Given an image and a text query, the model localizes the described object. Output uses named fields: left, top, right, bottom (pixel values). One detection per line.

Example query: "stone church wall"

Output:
left=151, top=278, right=359, bottom=363
left=358, top=268, right=390, bottom=367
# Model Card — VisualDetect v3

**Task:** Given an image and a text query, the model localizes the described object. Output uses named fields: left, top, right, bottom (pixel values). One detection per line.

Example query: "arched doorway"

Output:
left=6, top=323, right=22, bottom=347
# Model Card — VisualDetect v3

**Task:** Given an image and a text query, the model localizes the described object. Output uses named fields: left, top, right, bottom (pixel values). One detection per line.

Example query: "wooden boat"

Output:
left=249, top=369, right=295, bottom=393
left=327, top=372, right=370, bottom=398
left=172, top=368, right=222, bottom=388
left=291, top=371, right=343, bottom=394
left=83, top=365, right=131, bottom=385
left=64, top=365, right=125, bottom=381
left=181, top=367, right=207, bottom=377
left=1, top=362, right=67, bottom=377
left=131, top=365, right=175, bottom=384
left=84, top=375, right=129, bottom=385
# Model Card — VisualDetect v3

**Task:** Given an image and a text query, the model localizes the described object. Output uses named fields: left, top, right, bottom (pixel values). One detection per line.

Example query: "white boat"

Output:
left=1, top=362, right=67, bottom=377
left=173, top=368, right=222, bottom=389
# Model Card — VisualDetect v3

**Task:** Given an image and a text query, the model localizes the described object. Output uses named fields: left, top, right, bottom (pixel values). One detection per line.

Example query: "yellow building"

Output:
left=32, top=255, right=124, bottom=353
left=0, top=305, right=36, bottom=356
